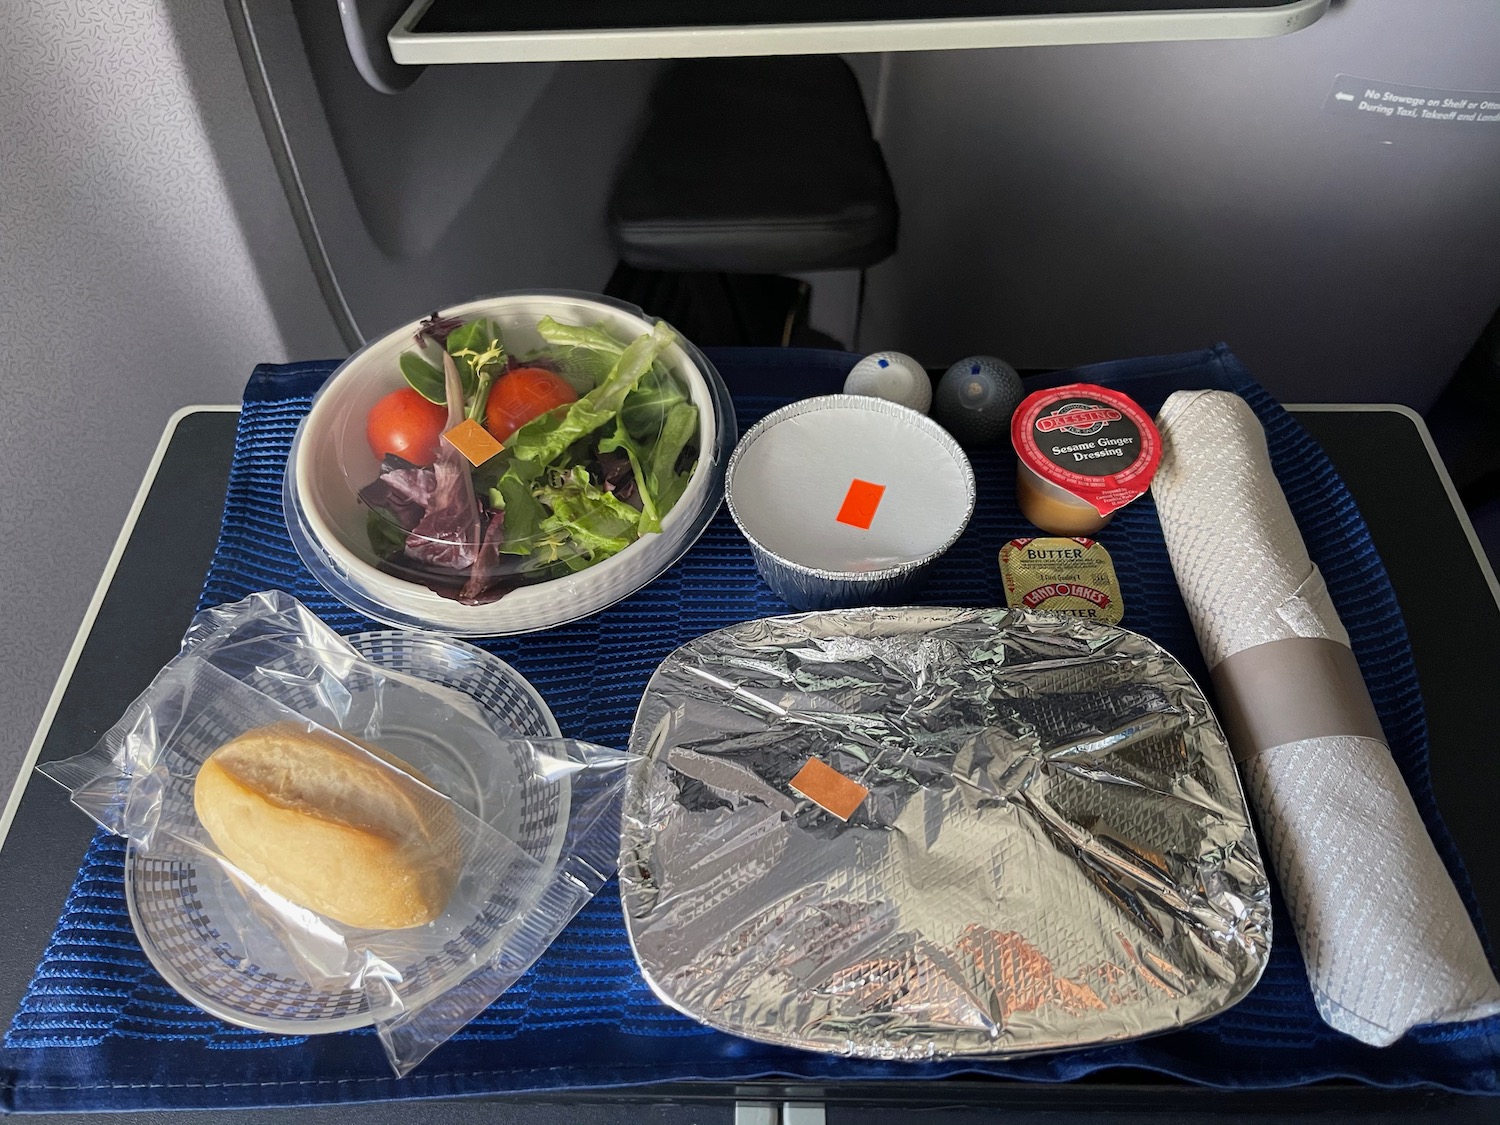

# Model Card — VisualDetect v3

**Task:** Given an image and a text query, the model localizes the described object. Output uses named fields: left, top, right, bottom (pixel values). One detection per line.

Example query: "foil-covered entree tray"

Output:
left=621, top=607, right=1270, bottom=1058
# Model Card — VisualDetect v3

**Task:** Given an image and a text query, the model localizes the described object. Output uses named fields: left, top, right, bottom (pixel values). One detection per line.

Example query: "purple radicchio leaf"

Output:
left=405, top=456, right=483, bottom=571
left=414, top=311, right=465, bottom=349
left=404, top=353, right=483, bottom=572
left=459, top=509, right=508, bottom=604
left=595, top=447, right=640, bottom=507
left=358, top=455, right=436, bottom=531
left=376, top=552, right=466, bottom=597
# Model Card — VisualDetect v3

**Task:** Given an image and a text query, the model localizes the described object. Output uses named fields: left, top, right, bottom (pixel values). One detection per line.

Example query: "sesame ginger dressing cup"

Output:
left=1010, top=384, right=1162, bottom=536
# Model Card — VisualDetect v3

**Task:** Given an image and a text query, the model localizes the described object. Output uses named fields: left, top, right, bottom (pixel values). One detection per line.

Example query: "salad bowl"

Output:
left=284, top=291, right=735, bottom=635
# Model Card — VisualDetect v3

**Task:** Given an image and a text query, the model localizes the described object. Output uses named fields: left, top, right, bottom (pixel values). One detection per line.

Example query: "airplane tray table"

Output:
left=0, top=345, right=1496, bottom=1118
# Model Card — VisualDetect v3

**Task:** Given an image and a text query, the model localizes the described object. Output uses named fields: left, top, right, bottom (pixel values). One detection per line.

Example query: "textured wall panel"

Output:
left=0, top=2, right=318, bottom=795
left=859, top=0, right=1500, bottom=409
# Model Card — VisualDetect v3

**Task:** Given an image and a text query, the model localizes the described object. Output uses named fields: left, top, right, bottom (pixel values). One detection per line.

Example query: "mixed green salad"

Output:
left=357, top=312, right=700, bottom=605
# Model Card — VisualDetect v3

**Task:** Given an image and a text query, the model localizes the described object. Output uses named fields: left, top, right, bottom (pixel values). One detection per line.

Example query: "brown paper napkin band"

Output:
left=1210, top=637, right=1386, bottom=763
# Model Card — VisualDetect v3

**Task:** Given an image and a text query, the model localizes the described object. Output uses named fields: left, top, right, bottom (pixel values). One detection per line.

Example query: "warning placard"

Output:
left=1325, top=73, right=1500, bottom=128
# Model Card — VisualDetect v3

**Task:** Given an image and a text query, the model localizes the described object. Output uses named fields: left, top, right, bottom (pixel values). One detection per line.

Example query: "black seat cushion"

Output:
left=609, top=56, right=899, bottom=274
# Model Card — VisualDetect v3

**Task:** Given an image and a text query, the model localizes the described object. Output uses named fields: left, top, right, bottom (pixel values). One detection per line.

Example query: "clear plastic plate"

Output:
left=124, top=631, right=566, bottom=1034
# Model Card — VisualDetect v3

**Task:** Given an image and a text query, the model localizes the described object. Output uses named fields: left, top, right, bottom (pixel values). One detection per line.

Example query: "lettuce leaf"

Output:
left=599, top=397, right=697, bottom=534
left=399, top=352, right=452, bottom=404
left=445, top=318, right=507, bottom=379
left=366, top=508, right=408, bottom=561
left=359, top=454, right=436, bottom=531
left=535, top=467, right=643, bottom=560
left=445, top=318, right=507, bottom=422
left=621, top=363, right=688, bottom=441
left=597, top=416, right=661, bottom=533
left=503, top=321, right=678, bottom=470
left=529, top=317, right=630, bottom=394
left=401, top=318, right=505, bottom=407
left=646, top=402, right=698, bottom=502
left=414, top=311, right=464, bottom=349
left=535, top=317, right=627, bottom=357
left=488, top=462, right=546, bottom=557
left=406, top=456, right=482, bottom=571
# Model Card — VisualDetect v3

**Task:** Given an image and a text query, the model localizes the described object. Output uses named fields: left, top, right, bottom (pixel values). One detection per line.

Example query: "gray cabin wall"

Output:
left=859, top=0, right=1500, bottom=409
left=0, top=1, right=339, bottom=797
left=3, top=2, right=669, bottom=803
left=247, top=1, right=665, bottom=343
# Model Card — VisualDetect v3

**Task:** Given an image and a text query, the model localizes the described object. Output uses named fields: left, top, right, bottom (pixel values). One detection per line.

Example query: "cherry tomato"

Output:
left=485, top=367, right=578, bottom=441
left=366, top=387, right=448, bottom=465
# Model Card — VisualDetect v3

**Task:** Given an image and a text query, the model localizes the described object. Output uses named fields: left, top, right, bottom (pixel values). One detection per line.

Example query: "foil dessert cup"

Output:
left=726, top=395, right=976, bottom=611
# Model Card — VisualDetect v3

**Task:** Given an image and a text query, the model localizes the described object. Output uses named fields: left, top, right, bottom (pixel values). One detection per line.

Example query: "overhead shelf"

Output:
left=388, top=0, right=1329, bottom=64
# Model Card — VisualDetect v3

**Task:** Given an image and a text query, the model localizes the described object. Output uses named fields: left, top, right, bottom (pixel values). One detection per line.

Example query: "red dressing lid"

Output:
left=1010, top=383, right=1162, bottom=517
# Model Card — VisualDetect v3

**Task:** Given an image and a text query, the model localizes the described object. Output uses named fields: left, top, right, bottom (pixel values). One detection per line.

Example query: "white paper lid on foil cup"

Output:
left=727, top=395, right=976, bottom=576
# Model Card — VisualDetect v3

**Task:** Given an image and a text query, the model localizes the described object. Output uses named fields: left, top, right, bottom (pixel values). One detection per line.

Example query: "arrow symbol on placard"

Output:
left=1335, top=92, right=1355, bottom=102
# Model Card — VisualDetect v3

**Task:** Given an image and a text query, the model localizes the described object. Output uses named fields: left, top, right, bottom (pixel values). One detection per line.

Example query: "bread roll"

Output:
left=194, top=722, right=460, bottom=929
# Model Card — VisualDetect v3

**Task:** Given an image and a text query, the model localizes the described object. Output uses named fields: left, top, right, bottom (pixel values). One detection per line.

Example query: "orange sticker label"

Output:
left=836, top=479, right=886, bottom=530
left=788, top=758, right=869, bottom=820
left=443, top=418, right=505, bottom=466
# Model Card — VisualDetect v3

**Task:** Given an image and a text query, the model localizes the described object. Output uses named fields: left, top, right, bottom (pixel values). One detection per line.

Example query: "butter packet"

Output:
left=1000, top=537, right=1124, bottom=624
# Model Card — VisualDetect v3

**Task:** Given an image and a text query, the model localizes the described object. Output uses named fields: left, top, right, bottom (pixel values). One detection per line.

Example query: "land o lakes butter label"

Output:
left=999, top=537, right=1124, bottom=624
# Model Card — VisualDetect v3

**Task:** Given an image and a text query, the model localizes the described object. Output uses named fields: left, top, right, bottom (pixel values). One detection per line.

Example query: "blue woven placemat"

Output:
left=4, top=345, right=1498, bottom=1112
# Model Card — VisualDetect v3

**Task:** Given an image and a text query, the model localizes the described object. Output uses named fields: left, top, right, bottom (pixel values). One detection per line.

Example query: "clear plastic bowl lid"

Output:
left=285, top=292, right=735, bottom=635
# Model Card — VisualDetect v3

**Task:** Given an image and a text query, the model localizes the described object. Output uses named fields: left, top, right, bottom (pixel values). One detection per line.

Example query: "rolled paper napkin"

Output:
left=1152, top=389, right=1500, bottom=1046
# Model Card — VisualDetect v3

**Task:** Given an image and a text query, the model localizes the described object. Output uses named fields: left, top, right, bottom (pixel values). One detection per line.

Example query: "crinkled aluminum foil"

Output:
left=620, top=607, right=1271, bottom=1058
